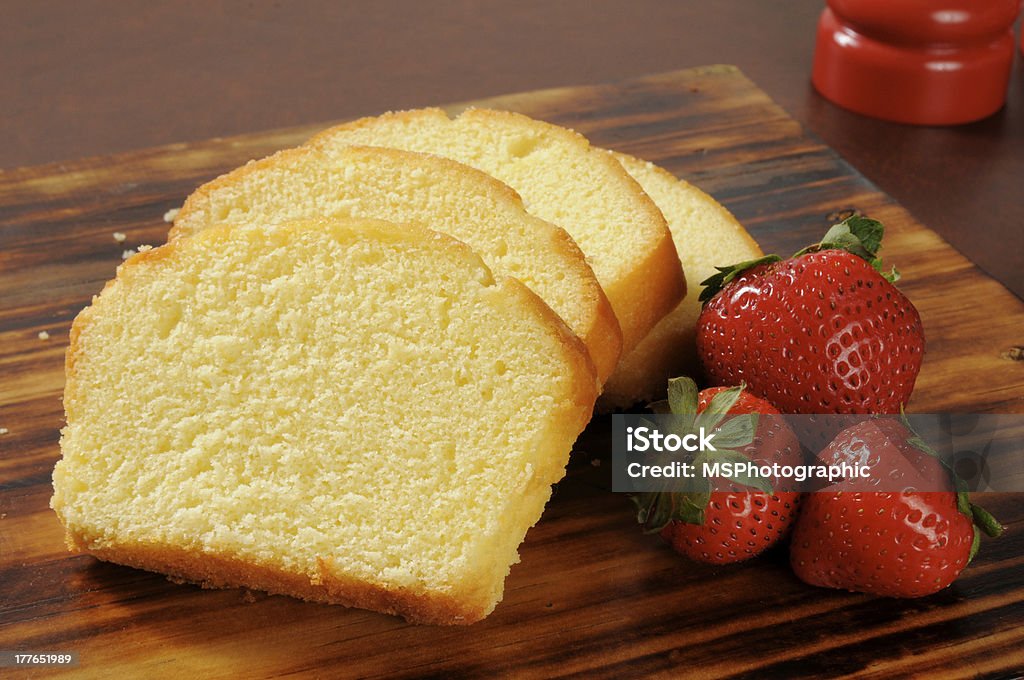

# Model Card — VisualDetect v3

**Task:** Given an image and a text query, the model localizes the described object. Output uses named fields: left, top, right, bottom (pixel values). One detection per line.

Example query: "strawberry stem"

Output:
left=967, top=502, right=1004, bottom=564
left=971, top=504, right=1004, bottom=538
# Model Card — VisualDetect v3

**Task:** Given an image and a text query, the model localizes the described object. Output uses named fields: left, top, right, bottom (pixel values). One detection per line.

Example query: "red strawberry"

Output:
left=696, top=215, right=924, bottom=415
left=635, top=377, right=803, bottom=565
left=790, top=418, right=1002, bottom=597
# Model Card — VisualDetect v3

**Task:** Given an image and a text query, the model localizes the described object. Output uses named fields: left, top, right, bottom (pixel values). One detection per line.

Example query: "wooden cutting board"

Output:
left=1, top=65, right=1022, bottom=679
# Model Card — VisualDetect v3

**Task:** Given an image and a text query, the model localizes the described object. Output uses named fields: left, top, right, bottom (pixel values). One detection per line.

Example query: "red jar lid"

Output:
left=812, top=0, right=1020, bottom=125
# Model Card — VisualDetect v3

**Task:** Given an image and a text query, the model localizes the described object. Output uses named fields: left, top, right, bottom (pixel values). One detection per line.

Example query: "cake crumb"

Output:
left=590, top=458, right=601, bottom=467
left=163, top=207, right=180, bottom=223
left=123, top=244, right=153, bottom=260
left=112, top=232, right=127, bottom=243
left=241, top=590, right=258, bottom=603
left=0, top=427, right=8, bottom=435
left=38, top=331, right=50, bottom=340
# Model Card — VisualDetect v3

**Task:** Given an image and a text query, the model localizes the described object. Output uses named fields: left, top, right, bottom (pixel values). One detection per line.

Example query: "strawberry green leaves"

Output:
left=802, top=215, right=899, bottom=283
left=797, top=214, right=883, bottom=259
left=635, top=487, right=709, bottom=534
left=698, top=254, right=782, bottom=304
left=633, top=377, right=768, bottom=533
left=666, top=375, right=699, bottom=430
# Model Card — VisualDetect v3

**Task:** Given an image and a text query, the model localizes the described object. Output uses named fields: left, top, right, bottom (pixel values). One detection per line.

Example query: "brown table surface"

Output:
left=3, top=63, right=1024, bottom=679
left=1, top=4, right=1023, bottom=679
left=2, top=1, right=1023, bottom=299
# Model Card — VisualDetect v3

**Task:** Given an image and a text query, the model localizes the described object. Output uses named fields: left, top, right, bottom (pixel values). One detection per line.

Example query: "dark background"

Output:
left=3, top=1, right=1022, bottom=296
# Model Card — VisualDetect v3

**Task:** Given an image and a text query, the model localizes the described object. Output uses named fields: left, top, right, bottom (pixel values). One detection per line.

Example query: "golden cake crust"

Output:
left=65, top=535, right=493, bottom=625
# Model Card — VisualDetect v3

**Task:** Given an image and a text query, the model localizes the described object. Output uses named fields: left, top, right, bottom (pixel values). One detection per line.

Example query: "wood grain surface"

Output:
left=1, top=65, right=1022, bottom=679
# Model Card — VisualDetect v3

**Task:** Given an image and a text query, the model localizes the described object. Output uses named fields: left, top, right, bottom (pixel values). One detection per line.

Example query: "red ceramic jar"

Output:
left=812, top=0, right=1021, bottom=125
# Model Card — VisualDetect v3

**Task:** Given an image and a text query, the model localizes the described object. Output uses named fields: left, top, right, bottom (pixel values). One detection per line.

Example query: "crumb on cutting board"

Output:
left=163, top=207, right=180, bottom=223
left=113, top=232, right=127, bottom=243
left=38, top=331, right=50, bottom=340
left=121, top=245, right=153, bottom=260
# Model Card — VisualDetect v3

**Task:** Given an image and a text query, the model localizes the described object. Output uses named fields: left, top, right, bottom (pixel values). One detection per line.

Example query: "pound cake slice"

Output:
left=303, top=107, right=686, bottom=355
left=600, top=153, right=763, bottom=409
left=170, top=144, right=620, bottom=382
left=52, top=217, right=599, bottom=625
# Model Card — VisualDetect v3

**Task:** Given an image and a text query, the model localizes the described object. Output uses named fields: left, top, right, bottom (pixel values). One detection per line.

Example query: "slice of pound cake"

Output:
left=170, top=144, right=621, bottom=383
left=303, top=107, right=686, bottom=356
left=600, top=154, right=763, bottom=409
left=52, top=217, right=599, bottom=625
